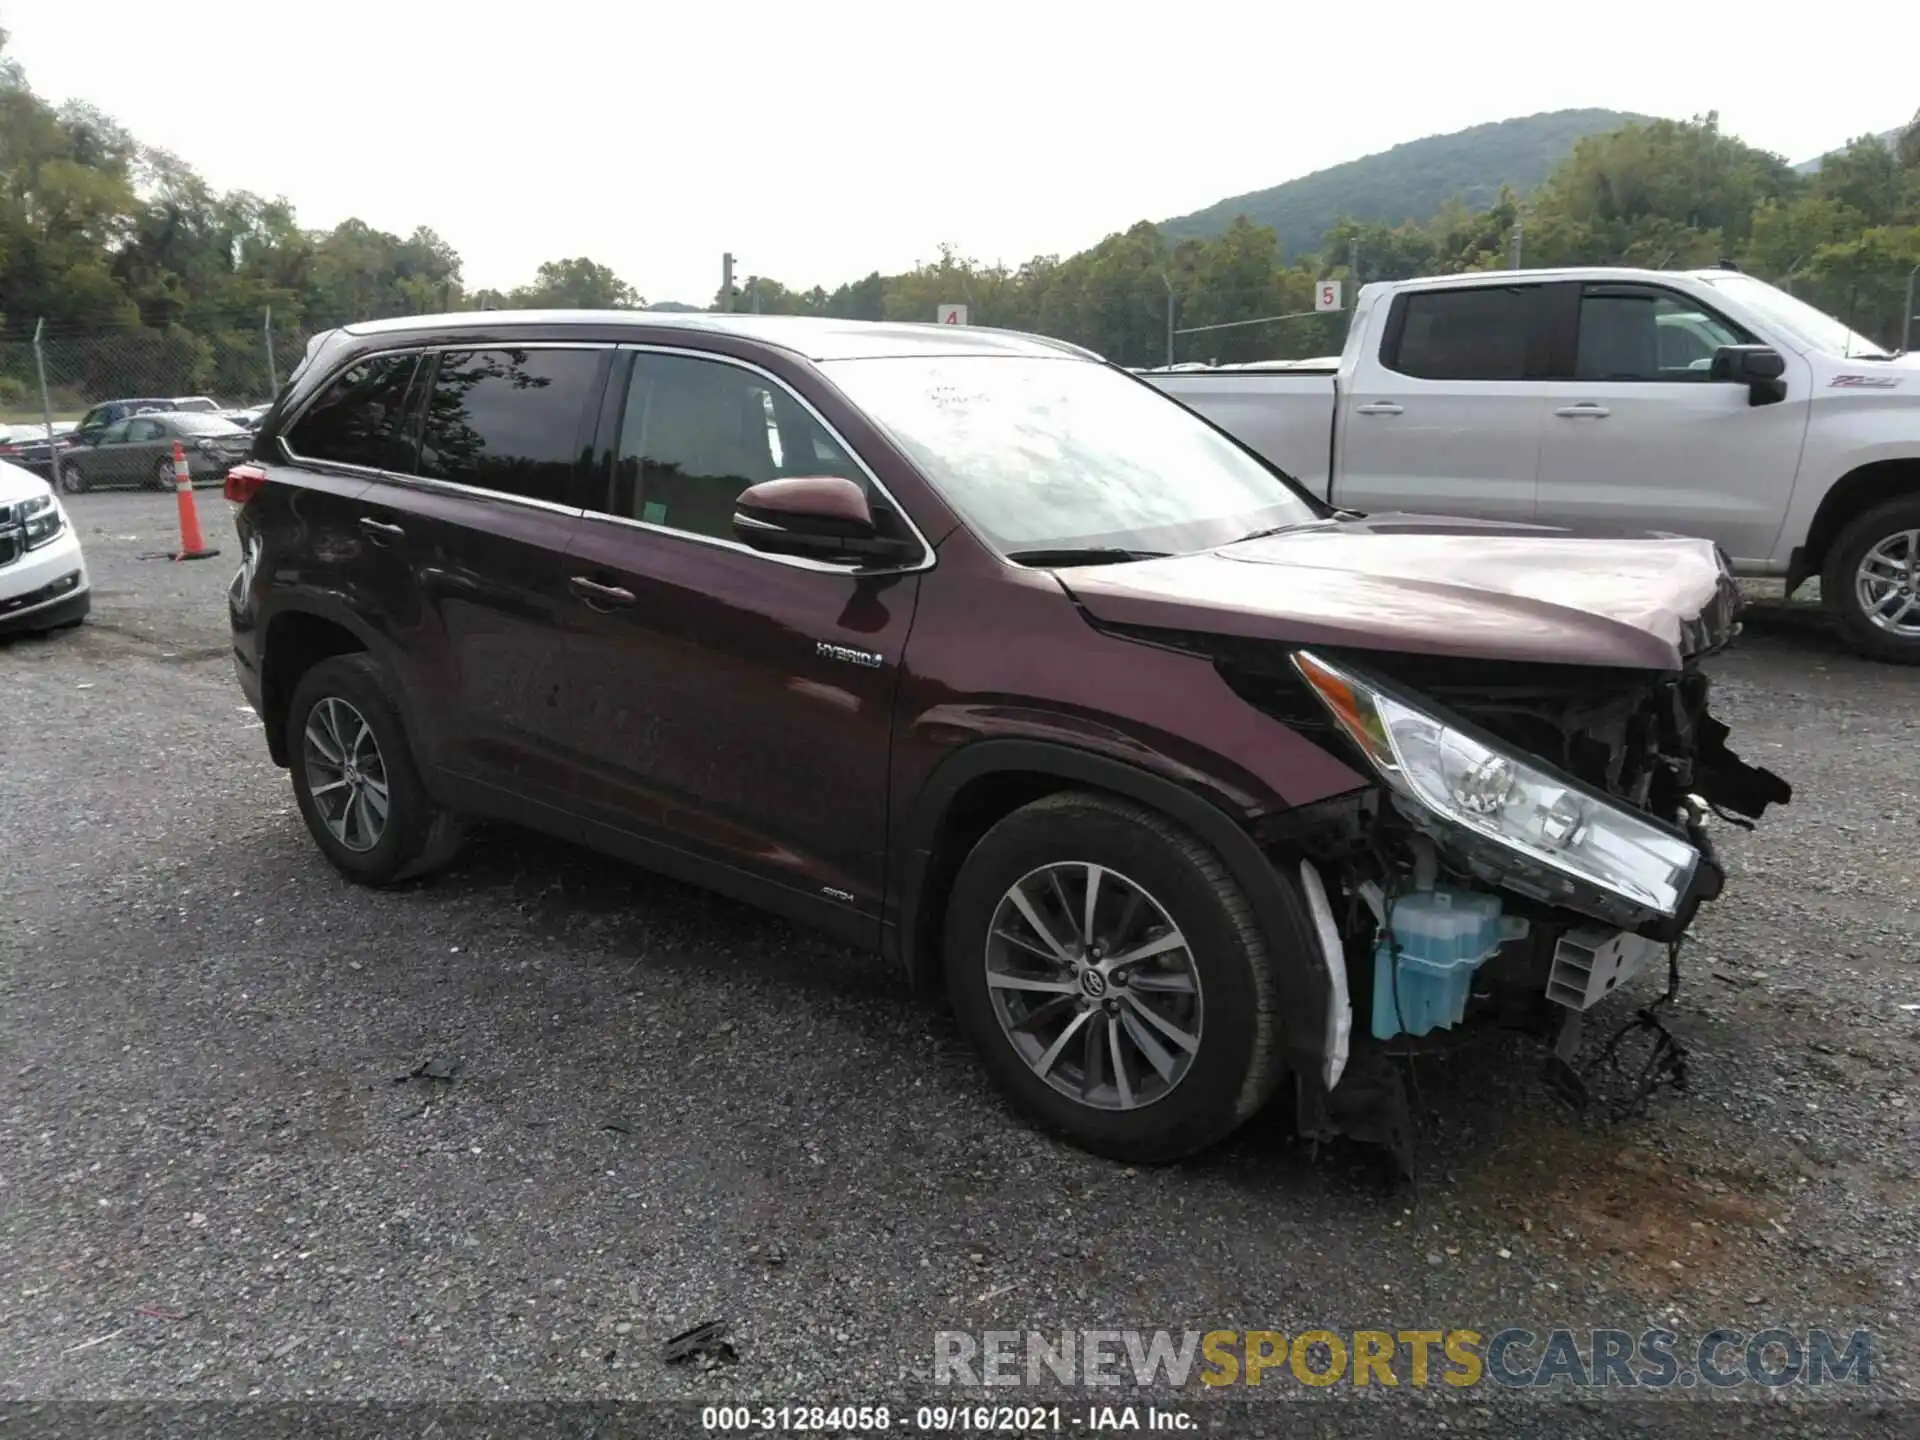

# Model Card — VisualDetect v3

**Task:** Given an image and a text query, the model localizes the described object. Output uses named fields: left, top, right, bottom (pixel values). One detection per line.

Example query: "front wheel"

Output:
left=287, top=654, right=467, bottom=884
left=942, top=791, right=1285, bottom=1163
left=1823, top=497, right=1920, bottom=665
left=59, top=465, right=88, bottom=494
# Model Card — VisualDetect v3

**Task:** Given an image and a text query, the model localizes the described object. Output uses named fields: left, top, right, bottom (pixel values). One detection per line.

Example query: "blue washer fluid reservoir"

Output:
left=1370, top=887, right=1507, bottom=1040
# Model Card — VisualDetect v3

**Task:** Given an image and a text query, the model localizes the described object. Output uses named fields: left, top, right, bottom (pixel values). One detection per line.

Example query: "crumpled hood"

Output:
left=1054, top=515, right=1742, bottom=671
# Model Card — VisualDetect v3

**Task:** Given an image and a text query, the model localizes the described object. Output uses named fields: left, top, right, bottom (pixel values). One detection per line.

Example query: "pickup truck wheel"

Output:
left=287, top=654, right=467, bottom=884
left=942, top=791, right=1282, bottom=1164
left=1824, top=497, right=1920, bottom=665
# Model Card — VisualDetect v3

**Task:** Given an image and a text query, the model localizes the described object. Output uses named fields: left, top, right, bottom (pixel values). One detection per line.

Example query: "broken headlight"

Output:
left=1293, top=650, right=1699, bottom=918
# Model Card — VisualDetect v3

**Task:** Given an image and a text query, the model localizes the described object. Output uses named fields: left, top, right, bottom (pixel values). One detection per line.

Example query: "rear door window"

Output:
left=285, top=354, right=424, bottom=470
left=1386, top=286, right=1540, bottom=380
left=417, top=348, right=603, bottom=506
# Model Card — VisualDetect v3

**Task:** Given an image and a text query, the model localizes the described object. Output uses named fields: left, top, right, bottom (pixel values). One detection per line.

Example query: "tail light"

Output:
left=225, top=463, right=268, bottom=504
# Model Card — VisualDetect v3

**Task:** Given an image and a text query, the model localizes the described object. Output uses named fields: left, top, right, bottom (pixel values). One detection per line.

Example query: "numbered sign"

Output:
left=937, top=304, right=969, bottom=326
left=1314, top=280, right=1343, bottom=313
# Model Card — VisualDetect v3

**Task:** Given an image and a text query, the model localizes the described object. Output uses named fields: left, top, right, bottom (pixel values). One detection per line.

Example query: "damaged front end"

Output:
left=1224, top=640, right=1792, bottom=1170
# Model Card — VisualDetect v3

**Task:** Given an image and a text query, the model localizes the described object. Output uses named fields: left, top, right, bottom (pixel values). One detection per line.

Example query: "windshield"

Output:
left=1698, top=273, right=1893, bottom=358
left=821, top=355, right=1317, bottom=557
left=171, top=414, right=246, bottom=436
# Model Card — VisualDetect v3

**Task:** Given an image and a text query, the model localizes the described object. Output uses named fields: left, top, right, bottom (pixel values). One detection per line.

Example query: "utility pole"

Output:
left=1904, top=262, right=1918, bottom=355
left=1510, top=218, right=1524, bottom=270
left=1348, top=237, right=1360, bottom=308
left=749, top=276, right=761, bottom=315
left=721, top=252, right=735, bottom=313
left=263, top=305, right=278, bottom=395
left=32, top=318, right=62, bottom=494
left=1160, top=270, right=1175, bottom=367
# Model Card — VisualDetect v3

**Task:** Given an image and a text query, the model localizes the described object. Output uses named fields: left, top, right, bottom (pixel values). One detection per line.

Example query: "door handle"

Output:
left=1356, top=402, right=1404, bottom=416
left=1554, top=404, right=1612, bottom=419
left=569, top=575, right=637, bottom=611
left=357, top=517, right=406, bottom=544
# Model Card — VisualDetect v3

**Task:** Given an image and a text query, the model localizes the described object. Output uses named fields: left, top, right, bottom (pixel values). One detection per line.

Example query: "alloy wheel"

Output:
left=302, top=696, right=389, bottom=853
left=983, top=862, right=1203, bottom=1112
left=1855, top=528, right=1920, bottom=637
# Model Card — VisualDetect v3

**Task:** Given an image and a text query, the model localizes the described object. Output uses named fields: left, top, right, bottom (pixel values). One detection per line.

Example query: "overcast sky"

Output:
left=7, top=1, right=1915, bottom=304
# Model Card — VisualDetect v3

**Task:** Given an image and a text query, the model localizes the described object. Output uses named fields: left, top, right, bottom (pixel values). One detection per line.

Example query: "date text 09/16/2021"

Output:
left=700, top=1404, right=1190, bottom=1432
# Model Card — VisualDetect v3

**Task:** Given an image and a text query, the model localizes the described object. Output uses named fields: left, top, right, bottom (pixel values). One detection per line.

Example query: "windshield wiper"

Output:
left=1003, top=547, right=1171, bottom=567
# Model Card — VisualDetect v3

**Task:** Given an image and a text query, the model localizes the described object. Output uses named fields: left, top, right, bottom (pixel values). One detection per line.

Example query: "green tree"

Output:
left=510, top=256, right=639, bottom=309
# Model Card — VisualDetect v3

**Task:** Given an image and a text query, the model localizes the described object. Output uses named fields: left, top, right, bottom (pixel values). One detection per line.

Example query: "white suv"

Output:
left=0, top=458, right=89, bottom=636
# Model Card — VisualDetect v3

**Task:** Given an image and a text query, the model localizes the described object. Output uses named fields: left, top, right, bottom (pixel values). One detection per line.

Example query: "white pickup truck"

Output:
left=1145, top=267, right=1920, bottom=663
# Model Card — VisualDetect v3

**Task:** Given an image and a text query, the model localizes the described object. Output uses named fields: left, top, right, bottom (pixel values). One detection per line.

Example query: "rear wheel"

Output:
left=149, top=456, right=174, bottom=492
left=1824, top=496, right=1920, bottom=665
left=287, top=654, right=466, bottom=884
left=942, top=791, right=1283, bottom=1163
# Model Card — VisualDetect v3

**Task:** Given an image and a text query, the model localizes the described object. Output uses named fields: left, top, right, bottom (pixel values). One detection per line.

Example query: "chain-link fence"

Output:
left=0, top=315, right=325, bottom=426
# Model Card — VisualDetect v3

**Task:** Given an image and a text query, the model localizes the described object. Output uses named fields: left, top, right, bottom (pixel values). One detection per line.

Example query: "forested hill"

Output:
left=1158, top=109, right=1647, bottom=257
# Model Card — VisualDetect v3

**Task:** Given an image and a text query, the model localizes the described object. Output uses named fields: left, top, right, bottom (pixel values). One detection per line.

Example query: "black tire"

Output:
left=1822, top=496, right=1920, bottom=665
left=942, top=791, right=1284, bottom=1164
left=149, top=457, right=174, bottom=492
left=60, top=466, right=88, bottom=495
left=287, top=653, right=467, bottom=884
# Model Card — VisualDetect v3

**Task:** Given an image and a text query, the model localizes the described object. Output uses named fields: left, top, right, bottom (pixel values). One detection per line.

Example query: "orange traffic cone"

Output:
left=170, top=440, right=220, bottom=562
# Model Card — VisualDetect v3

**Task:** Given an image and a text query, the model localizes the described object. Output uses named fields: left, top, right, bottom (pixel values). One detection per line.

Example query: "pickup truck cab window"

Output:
left=1384, top=285, right=1544, bottom=381
left=1574, top=284, right=1749, bottom=381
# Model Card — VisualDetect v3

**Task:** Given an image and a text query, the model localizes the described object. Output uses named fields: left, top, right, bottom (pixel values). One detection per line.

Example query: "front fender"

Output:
left=898, top=735, right=1343, bottom=1097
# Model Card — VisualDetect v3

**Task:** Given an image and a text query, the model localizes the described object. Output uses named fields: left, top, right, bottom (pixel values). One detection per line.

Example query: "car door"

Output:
left=1334, top=282, right=1552, bottom=522
left=350, top=343, right=606, bottom=816
left=561, top=347, right=927, bottom=938
left=266, top=350, right=429, bottom=723
left=79, top=417, right=139, bottom=488
left=125, top=416, right=172, bottom=486
left=1534, top=281, right=1812, bottom=566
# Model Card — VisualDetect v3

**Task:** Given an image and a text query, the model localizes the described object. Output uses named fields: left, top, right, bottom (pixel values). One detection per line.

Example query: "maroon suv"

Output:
left=226, top=312, right=1790, bottom=1164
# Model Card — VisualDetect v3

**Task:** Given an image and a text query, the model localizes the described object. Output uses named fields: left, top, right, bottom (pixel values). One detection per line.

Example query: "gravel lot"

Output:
left=3, top=490, right=1916, bottom=1431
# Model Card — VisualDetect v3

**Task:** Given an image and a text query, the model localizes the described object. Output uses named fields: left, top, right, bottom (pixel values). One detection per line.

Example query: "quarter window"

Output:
left=605, top=353, right=869, bottom=541
left=1388, top=286, right=1537, bottom=381
left=417, top=348, right=602, bottom=505
left=1576, top=285, right=1748, bottom=381
left=285, top=354, right=423, bottom=470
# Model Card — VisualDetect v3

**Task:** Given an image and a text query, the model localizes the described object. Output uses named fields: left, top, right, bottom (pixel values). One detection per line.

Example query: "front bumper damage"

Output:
left=1243, top=652, right=1792, bottom=1177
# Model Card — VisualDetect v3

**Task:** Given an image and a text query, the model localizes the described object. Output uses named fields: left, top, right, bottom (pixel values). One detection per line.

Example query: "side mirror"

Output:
left=1710, top=344, right=1787, bottom=406
left=732, top=477, right=919, bottom=565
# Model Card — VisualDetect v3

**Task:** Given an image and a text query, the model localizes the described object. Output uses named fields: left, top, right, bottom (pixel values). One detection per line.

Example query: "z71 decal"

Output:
left=1830, top=374, right=1902, bottom=389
